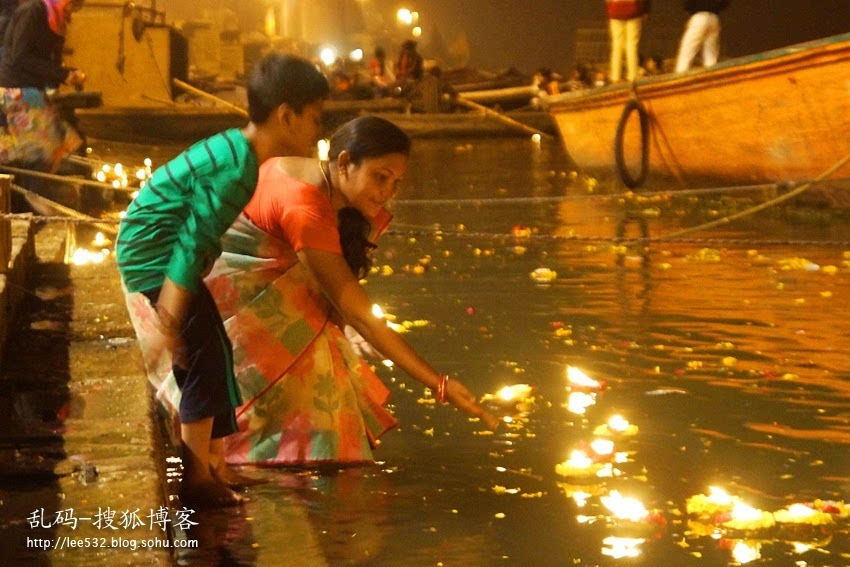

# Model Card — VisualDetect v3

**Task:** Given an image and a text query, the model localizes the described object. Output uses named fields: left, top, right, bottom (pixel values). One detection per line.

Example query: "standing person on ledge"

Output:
left=606, top=0, right=651, bottom=83
left=117, top=54, right=329, bottom=508
left=675, top=0, right=730, bottom=73
left=0, top=0, right=86, bottom=170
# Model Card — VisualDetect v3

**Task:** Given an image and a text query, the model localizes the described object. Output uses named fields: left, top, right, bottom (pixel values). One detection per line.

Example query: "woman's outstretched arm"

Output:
left=298, top=247, right=498, bottom=428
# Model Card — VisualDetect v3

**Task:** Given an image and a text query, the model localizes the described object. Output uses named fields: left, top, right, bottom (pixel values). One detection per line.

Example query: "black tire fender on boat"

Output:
left=614, top=98, right=650, bottom=189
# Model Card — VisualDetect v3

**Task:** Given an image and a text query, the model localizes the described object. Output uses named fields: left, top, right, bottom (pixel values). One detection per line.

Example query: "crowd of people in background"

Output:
left=324, top=0, right=732, bottom=106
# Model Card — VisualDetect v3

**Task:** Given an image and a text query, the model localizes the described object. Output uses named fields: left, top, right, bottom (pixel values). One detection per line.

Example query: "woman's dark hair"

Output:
left=329, top=116, right=411, bottom=277
left=247, top=53, right=329, bottom=123
left=328, top=115, right=411, bottom=163
left=337, top=207, right=377, bottom=278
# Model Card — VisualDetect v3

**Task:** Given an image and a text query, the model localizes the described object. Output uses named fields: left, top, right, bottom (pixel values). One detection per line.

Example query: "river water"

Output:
left=93, top=135, right=850, bottom=566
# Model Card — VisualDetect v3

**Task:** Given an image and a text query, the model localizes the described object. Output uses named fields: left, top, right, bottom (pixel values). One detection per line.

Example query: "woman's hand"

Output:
left=66, top=69, right=86, bottom=89
left=444, top=378, right=500, bottom=430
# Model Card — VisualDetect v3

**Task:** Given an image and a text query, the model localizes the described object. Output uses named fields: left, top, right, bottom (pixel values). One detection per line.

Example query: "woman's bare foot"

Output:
left=180, top=476, right=244, bottom=508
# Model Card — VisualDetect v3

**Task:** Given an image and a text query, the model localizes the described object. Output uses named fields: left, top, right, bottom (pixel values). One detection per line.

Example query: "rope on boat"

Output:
left=387, top=223, right=850, bottom=248
left=391, top=180, right=803, bottom=206
left=659, top=150, right=850, bottom=241
left=0, top=164, right=137, bottom=193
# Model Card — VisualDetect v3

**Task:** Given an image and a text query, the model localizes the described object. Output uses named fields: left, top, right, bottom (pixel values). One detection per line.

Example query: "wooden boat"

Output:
left=76, top=103, right=555, bottom=142
left=545, top=33, right=850, bottom=191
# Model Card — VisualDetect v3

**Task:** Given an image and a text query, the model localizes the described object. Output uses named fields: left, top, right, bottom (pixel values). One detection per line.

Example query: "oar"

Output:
left=172, top=78, right=249, bottom=120
left=451, top=95, right=554, bottom=140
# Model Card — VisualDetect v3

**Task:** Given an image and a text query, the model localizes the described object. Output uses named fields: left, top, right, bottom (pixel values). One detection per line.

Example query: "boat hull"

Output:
left=546, top=33, right=850, bottom=187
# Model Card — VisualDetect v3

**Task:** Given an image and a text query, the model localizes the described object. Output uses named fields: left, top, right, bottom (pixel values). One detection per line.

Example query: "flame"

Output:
left=731, top=541, right=761, bottom=564
left=567, top=366, right=603, bottom=389
left=608, top=415, right=630, bottom=432
left=371, top=304, right=385, bottom=318
left=567, top=391, right=596, bottom=415
left=707, top=486, right=733, bottom=506
left=590, top=438, right=615, bottom=456
left=566, top=450, right=593, bottom=469
left=601, top=491, right=649, bottom=523
left=786, top=504, right=816, bottom=519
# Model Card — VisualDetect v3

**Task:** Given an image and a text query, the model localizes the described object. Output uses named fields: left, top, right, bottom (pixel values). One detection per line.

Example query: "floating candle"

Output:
left=566, top=366, right=606, bottom=390
left=601, top=490, right=650, bottom=523
left=773, top=504, right=833, bottom=525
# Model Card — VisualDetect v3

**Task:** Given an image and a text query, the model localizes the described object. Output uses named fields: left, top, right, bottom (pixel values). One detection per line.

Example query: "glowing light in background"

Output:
left=349, top=48, right=363, bottom=62
left=397, top=8, right=413, bottom=25
left=412, top=26, right=422, bottom=37
left=319, top=47, right=337, bottom=67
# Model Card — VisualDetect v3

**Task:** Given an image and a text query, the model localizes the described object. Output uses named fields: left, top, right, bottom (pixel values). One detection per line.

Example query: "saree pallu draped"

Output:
left=125, top=213, right=397, bottom=466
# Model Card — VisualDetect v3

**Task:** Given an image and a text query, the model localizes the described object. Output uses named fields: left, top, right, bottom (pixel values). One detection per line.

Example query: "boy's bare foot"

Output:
left=211, top=462, right=267, bottom=489
left=180, top=477, right=244, bottom=508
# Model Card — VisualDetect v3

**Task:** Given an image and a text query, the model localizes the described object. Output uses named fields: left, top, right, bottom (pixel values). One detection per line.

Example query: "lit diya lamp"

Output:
left=600, top=490, right=666, bottom=527
left=91, top=231, right=112, bottom=248
left=555, top=449, right=606, bottom=478
left=565, top=391, right=597, bottom=415
left=566, top=366, right=607, bottom=392
left=729, top=540, right=761, bottom=564
left=812, top=499, right=849, bottom=518
left=530, top=267, right=557, bottom=284
left=686, top=486, right=742, bottom=517
left=511, top=224, right=532, bottom=238
left=773, top=503, right=834, bottom=526
left=569, top=439, right=617, bottom=464
left=593, top=415, right=639, bottom=437
left=716, top=501, right=775, bottom=531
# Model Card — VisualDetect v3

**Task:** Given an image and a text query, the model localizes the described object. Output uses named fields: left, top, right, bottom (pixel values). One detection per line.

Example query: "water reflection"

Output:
left=95, top=137, right=850, bottom=565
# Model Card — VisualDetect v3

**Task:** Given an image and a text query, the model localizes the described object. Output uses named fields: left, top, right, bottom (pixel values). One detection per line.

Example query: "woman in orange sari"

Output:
left=127, top=117, right=496, bottom=473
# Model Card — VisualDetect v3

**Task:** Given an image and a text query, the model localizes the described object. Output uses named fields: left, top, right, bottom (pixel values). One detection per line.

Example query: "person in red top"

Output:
left=193, top=116, right=496, bottom=468
left=606, top=0, right=651, bottom=83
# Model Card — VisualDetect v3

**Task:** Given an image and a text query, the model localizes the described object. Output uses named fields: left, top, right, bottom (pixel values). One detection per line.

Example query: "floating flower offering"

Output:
left=601, top=536, right=644, bottom=559
left=601, top=491, right=665, bottom=526
left=773, top=504, right=833, bottom=526
left=593, top=415, right=639, bottom=437
left=718, top=502, right=775, bottom=531
left=481, top=384, right=534, bottom=404
left=686, top=486, right=741, bottom=516
left=555, top=450, right=606, bottom=478
left=814, top=499, right=849, bottom=517
left=511, top=225, right=532, bottom=238
left=530, top=267, right=557, bottom=284
left=566, top=366, right=606, bottom=391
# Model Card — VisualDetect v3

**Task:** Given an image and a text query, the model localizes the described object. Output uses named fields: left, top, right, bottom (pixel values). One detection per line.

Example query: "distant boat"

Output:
left=76, top=100, right=555, bottom=143
left=545, top=33, right=850, bottom=197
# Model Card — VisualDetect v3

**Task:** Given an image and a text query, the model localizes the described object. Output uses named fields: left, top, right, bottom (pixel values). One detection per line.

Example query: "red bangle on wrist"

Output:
left=436, top=374, right=449, bottom=404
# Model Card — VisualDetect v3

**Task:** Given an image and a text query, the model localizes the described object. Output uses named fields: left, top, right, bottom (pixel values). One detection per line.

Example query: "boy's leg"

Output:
left=161, top=285, right=244, bottom=506
left=181, top=417, right=243, bottom=506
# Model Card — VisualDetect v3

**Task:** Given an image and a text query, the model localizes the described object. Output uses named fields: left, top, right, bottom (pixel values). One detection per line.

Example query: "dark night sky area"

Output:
left=416, top=1, right=850, bottom=72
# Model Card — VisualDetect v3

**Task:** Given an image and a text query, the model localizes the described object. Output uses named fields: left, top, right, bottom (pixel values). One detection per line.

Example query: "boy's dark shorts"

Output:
left=141, top=283, right=241, bottom=439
